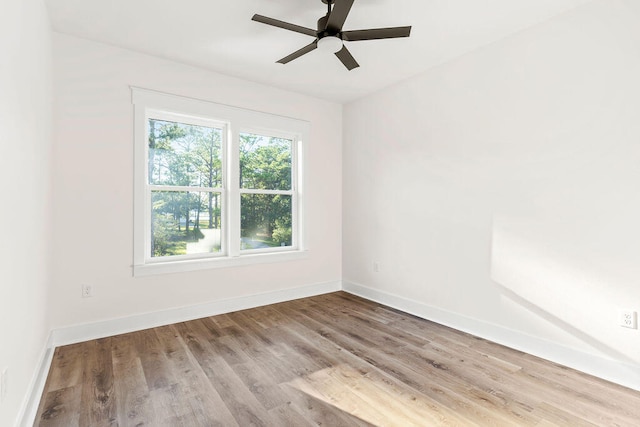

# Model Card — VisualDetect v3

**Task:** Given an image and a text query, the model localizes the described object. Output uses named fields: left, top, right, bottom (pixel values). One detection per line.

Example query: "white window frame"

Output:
left=238, top=127, right=300, bottom=255
left=132, top=88, right=308, bottom=276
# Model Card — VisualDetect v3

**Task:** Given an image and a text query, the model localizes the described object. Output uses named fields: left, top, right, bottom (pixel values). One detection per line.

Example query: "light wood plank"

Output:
left=34, top=291, right=640, bottom=426
left=154, top=324, right=239, bottom=426
left=111, top=334, right=154, bottom=426
left=35, top=386, right=82, bottom=427
left=173, top=319, right=278, bottom=426
left=78, top=338, right=117, bottom=427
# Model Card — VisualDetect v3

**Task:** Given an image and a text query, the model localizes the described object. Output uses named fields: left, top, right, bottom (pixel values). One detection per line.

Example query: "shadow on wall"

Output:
left=495, top=284, right=634, bottom=366
left=490, top=214, right=637, bottom=366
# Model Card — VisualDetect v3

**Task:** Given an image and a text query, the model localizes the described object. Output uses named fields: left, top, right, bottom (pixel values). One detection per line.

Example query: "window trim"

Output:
left=132, top=87, right=309, bottom=276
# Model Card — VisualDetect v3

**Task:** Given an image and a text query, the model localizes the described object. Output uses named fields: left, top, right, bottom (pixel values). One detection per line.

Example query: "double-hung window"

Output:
left=132, top=88, right=307, bottom=276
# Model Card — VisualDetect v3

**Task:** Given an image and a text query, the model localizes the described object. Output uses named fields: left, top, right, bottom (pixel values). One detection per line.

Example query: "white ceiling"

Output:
left=45, top=0, right=592, bottom=104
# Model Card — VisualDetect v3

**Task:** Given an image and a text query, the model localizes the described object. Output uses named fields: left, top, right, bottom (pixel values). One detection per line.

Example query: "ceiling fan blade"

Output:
left=326, top=0, right=355, bottom=33
left=335, top=45, right=359, bottom=71
left=277, top=41, right=319, bottom=64
left=252, top=14, right=317, bottom=37
left=342, top=26, right=412, bottom=41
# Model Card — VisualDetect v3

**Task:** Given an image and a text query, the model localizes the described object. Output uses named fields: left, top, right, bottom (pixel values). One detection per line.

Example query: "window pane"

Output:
left=148, top=119, right=223, bottom=188
left=240, top=133, right=292, bottom=190
left=241, top=194, right=292, bottom=249
left=151, top=191, right=222, bottom=257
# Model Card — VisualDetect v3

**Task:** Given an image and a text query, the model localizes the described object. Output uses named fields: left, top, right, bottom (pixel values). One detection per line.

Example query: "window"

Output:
left=240, top=132, right=295, bottom=250
left=132, top=88, right=308, bottom=276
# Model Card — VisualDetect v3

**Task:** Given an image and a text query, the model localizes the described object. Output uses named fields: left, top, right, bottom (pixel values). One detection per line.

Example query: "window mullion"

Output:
left=292, top=137, right=300, bottom=249
left=149, top=185, right=223, bottom=193
left=239, top=189, right=294, bottom=196
left=298, top=137, right=305, bottom=250
left=228, top=124, right=241, bottom=257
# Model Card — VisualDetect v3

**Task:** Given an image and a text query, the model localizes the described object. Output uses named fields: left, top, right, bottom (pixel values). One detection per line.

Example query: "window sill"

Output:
left=133, top=250, right=309, bottom=277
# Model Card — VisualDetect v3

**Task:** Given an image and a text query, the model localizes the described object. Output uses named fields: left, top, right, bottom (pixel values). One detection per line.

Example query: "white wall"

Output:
left=50, top=34, right=342, bottom=329
left=0, top=0, right=53, bottom=425
left=344, top=0, right=640, bottom=385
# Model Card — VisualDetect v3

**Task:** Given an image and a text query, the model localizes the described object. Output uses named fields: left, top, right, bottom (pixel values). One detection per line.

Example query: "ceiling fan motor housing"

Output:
left=317, top=15, right=338, bottom=39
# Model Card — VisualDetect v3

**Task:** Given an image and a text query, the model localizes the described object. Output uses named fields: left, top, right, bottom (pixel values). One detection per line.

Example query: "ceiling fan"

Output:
left=252, top=0, right=412, bottom=71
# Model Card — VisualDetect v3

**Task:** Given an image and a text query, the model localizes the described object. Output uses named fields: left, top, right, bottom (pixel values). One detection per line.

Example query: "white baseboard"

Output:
left=51, top=280, right=340, bottom=347
left=16, top=333, right=55, bottom=427
left=342, top=280, right=640, bottom=392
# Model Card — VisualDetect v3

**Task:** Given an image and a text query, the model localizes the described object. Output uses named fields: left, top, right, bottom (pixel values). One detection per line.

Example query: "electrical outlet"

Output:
left=619, top=309, right=637, bottom=329
left=81, top=284, right=93, bottom=298
left=1, top=367, right=8, bottom=403
left=373, top=261, right=380, bottom=273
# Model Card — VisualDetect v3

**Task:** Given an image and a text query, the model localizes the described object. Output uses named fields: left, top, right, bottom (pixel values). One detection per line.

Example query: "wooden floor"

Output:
left=35, top=292, right=640, bottom=426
